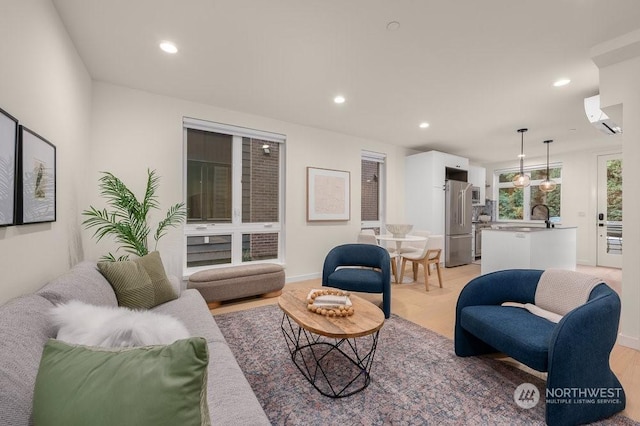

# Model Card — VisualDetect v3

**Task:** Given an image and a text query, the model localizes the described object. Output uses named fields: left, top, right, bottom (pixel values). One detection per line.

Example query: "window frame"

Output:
left=494, top=162, right=562, bottom=222
left=183, top=117, right=286, bottom=275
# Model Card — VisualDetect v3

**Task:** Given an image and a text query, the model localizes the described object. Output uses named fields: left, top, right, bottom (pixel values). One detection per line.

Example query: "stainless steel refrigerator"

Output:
left=445, top=180, right=473, bottom=267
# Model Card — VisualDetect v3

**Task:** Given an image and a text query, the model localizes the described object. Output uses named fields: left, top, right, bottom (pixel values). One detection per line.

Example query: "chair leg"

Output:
left=390, top=259, right=397, bottom=283
left=412, top=262, right=418, bottom=281
left=422, top=259, right=429, bottom=291
left=382, top=290, right=391, bottom=319
left=399, top=258, right=408, bottom=283
left=435, top=262, right=443, bottom=288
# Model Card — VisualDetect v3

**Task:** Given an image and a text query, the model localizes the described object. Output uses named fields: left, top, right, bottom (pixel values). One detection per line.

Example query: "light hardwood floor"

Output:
left=211, top=263, right=640, bottom=422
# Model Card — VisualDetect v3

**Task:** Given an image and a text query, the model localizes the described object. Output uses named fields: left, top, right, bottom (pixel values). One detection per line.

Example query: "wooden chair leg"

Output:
left=435, top=262, right=443, bottom=288
left=390, top=259, right=397, bottom=283
left=422, top=259, right=429, bottom=291
left=399, top=258, right=408, bottom=283
left=412, top=262, right=418, bottom=281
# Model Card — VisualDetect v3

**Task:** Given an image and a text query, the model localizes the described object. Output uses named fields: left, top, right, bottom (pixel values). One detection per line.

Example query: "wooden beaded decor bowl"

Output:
left=306, top=289, right=354, bottom=317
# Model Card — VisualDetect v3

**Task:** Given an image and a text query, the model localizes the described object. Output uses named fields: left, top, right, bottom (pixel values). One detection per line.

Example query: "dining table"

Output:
left=375, top=234, right=427, bottom=283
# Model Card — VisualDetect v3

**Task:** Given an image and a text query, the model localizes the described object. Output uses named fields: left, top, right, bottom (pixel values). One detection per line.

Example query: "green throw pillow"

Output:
left=33, top=337, right=211, bottom=426
left=98, top=251, right=177, bottom=309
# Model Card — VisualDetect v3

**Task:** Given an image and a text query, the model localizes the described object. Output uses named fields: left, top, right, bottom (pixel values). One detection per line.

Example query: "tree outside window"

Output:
left=496, top=166, right=562, bottom=221
left=607, top=159, right=622, bottom=221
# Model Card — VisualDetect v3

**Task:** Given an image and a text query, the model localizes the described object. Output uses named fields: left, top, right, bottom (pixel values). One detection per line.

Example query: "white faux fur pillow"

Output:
left=50, top=300, right=191, bottom=348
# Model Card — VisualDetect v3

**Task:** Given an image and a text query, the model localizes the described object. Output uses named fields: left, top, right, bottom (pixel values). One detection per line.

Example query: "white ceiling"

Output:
left=51, top=0, right=640, bottom=163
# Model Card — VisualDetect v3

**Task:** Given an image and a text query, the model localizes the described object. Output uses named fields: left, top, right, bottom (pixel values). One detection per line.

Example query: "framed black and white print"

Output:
left=17, top=126, right=56, bottom=224
left=0, top=107, right=18, bottom=227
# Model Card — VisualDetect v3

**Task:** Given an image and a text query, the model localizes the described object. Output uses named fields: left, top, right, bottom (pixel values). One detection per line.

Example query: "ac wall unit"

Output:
left=584, top=95, right=622, bottom=135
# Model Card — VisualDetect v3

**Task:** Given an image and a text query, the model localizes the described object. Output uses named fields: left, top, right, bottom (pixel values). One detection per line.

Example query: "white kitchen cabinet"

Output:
left=405, top=151, right=469, bottom=236
left=441, top=152, right=468, bottom=170
left=469, top=165, right=486, bottom=206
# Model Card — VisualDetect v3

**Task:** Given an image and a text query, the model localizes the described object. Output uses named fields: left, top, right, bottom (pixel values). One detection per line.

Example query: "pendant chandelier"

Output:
left=512, top=128, right=530, bottom=188
left=539, top=139, right=557, bottom=192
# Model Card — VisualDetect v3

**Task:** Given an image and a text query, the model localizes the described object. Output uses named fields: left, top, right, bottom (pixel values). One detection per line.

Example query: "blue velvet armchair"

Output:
left=455, top=269, right=625, bottom=426
left=322, top=243, right=391, bottom=318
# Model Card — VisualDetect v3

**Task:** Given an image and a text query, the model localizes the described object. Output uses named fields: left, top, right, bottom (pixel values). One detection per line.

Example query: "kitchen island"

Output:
left=481, top=226, right=577, bottom=275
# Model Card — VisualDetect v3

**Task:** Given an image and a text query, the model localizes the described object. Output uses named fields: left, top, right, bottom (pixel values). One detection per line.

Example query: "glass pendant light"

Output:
left=512, top=128, right=530, bottom=188
left=539, top=139, right=557, bottom=192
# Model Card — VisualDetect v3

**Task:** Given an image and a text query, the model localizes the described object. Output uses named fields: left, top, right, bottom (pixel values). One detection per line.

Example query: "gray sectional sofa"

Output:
left=0, top=261, right=270, bottom=425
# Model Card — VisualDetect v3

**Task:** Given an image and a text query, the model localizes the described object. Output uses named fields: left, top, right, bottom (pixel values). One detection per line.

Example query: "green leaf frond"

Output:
left=142, top=169, right=160, bottom=217
left=100, top=253, right=131, bottom=262
left=154, top=203, right=187, bottom=245
left=97, top=172, right=142, bottom=219
left=83, top=169, right=185, bottom=259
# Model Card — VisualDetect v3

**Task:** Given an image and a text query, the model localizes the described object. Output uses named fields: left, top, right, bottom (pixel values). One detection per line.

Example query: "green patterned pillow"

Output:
left=33, top=337, right=211, bottom=426
left=98, top=251, right=177, bottom=309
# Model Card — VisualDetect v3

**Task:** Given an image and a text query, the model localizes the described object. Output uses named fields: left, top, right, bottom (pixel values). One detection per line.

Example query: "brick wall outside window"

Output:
left=361, top=160, right=379, bottom=221
left=242, top=138, right=279, bottom=260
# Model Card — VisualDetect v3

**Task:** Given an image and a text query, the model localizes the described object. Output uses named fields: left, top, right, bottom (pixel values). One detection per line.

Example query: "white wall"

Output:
left=592, top=31, right=640, bottom=349
left=0, top=0, right=92, bottom=304
left=484, top=144, right=621, bottom=266
left=86, top=82, right=408, bottom=281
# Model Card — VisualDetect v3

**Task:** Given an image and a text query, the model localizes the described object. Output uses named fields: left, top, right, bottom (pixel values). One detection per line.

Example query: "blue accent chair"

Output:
left=322, top=244, right=391, bottom=318
left=455, top=269, right=625, bottom=426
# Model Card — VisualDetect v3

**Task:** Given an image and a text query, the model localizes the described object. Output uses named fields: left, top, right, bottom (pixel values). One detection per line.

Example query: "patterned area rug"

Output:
left=216, top=304, right=637, bottom=425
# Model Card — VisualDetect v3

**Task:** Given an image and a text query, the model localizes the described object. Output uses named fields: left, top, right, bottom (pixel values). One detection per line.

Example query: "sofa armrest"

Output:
left=546, top=284, right=625, bottom=424
left=454, top=269, right=542, bottom=357
left=548, top=284, right=620, bottom=373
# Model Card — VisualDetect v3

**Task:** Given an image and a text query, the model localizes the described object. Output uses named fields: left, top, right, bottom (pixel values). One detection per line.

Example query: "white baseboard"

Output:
left=285, top=272, right=321, bottom=284
left=617, top=333, right=640, bottom=350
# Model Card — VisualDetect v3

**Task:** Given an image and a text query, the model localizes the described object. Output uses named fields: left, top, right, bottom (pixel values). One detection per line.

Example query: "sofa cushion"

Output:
left=97, top=251, right=177, bottom=309
left=152, top=289, right=226, bottom=343
left=0, top=294, right=55, bottom=425
left=33, top=337, right=211, bottom=426
left=206, top=341, right=271, bottom=425
left=460, top=305, right=556, bottom=372
left=37, top=261, right=118, bottom=307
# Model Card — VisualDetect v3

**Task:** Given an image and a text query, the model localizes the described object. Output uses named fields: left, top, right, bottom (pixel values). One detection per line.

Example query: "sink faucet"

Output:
left=531, top=204, right=551, bottom=228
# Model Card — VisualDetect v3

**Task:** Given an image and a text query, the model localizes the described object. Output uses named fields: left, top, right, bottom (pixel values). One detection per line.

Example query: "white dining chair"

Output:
left=399, top=234, right=443, bottom=291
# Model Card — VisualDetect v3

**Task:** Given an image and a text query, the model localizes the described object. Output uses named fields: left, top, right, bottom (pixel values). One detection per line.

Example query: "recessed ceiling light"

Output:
left=334, top=95, right=346, bottom=104
left=159, top=41, right=178, bottom=54
left=553, top=79, right=570, bottom=87
left=419, top=122, right=429, bottom=129
left=386, top=21, right=400, bottom=31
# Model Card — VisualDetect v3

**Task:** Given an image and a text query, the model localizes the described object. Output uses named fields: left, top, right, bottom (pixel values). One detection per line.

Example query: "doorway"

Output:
left=597, top=153, right=623, bottom=268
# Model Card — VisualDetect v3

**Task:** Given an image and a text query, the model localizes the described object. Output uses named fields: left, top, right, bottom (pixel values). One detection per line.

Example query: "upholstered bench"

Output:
left=188, top=263, right=285, bottom=308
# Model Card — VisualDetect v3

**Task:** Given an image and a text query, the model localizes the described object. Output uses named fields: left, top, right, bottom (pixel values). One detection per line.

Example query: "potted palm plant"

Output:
left=82, top=169, right=186, bottom=261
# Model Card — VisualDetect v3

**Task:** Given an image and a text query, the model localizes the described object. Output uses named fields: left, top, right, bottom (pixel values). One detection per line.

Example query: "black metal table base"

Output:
left=280, top=314, right=379, bottom=398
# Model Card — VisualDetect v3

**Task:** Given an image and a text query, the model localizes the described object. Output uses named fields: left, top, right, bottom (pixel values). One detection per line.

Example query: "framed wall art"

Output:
left=17, top=126, right=56, bottom=224
left=306, top=167, right=350, bottom=222
left=0, top=107, right=18, bottom=227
